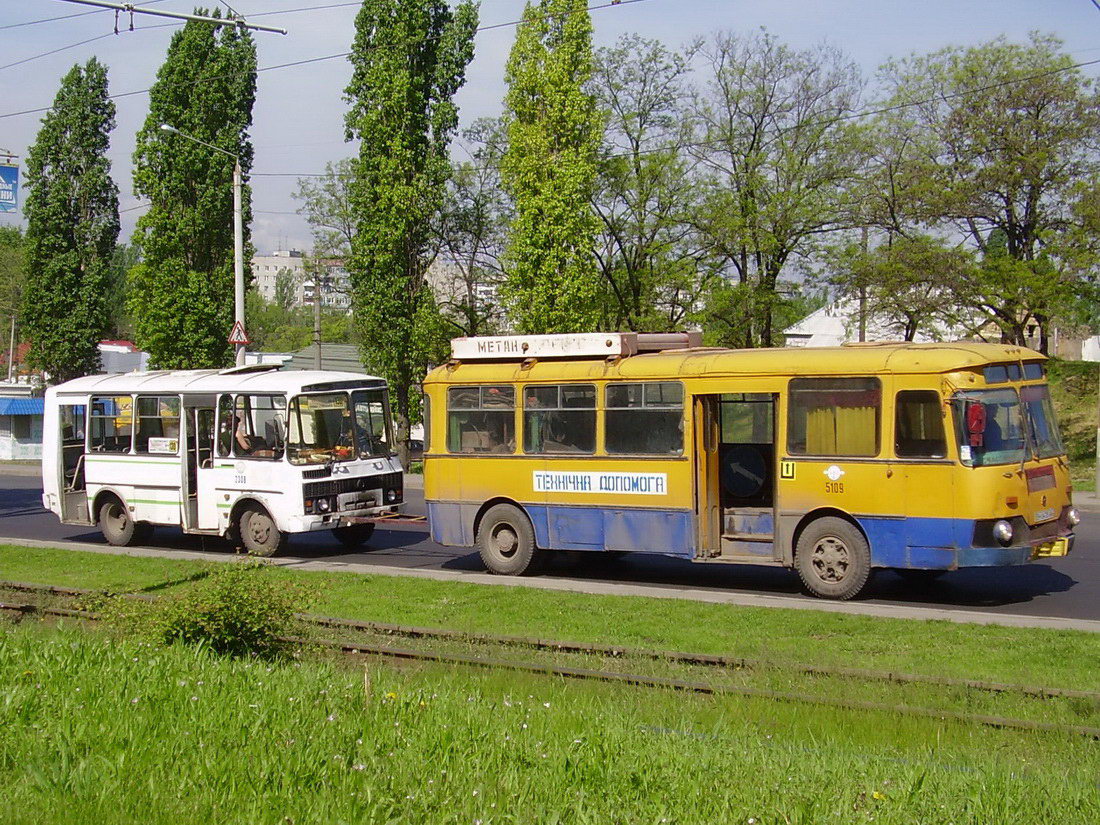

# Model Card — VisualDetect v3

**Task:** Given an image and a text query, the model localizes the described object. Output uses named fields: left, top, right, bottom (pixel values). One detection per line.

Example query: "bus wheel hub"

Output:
left=812, top=537, right=849, bottom=582
left=491, top=525, right=518, bottom=558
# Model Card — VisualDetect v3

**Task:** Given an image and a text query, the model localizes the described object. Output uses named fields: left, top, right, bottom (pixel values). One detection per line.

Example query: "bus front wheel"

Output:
left=477, top=504, right=539, bottom=576
left=240, top=506, right=287, bottom=557
left=795, top=517, right=871, bottom=600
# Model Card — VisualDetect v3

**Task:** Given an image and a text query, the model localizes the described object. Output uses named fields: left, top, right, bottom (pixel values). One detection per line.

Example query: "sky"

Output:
left=2, top=0, right=1100, bottom=253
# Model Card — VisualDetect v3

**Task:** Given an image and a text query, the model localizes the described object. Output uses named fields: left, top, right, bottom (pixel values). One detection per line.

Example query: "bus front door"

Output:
left=183, top=406, right=218, bottom=532
left=58, top=402, right=92, bottom=525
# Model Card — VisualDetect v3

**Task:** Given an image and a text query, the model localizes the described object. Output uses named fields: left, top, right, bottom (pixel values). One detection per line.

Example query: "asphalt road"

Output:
left=0, top=471, right=1097, bottom=622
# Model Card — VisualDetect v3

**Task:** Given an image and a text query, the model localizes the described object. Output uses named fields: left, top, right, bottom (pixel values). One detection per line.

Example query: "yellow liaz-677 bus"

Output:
left=422, top=333, right=1079, bottom=599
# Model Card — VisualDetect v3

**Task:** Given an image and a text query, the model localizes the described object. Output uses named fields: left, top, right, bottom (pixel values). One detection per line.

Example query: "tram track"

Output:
left=3, top=579, right=1099, bottom=739
left=3, top=578, right=1097, bottom=703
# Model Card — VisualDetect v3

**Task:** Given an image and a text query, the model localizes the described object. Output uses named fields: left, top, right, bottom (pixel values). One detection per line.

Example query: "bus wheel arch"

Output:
left=791, top=509, right=872, bottom=601
left=231, top=498, right=287, bottom=558
left=475, top=500, right=541, bottom=576
left=472, top=497, right=539, bottom=548
left=94, top=490, right=151, bottom=547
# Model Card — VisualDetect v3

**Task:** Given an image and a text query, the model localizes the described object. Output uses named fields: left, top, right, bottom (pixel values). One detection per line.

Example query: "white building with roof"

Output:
left=782, top=298, right=969, bottom=348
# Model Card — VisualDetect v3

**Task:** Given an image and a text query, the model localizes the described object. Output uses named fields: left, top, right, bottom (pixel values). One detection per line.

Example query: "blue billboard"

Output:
left=0, top=164, right=18, bottom=213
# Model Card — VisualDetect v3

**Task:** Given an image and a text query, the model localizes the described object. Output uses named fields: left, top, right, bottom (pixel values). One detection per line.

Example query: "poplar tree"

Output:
left=21, top=58, right=118, bottom=382
left=344, top=0, right=478, bottom=463
left=500, top=0, right=603, bottom=333
left=129, top=11, right=256, bottom=368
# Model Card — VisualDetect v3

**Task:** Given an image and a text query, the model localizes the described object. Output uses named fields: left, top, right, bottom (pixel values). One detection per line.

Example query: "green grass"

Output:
left=1048, top=358, right=1097, bottom=464
left=1, top=622, right=1097, bottom=825
left=1, top=544, right=1098, bottom=691
left=1070, top=457, right=1096, bottom=493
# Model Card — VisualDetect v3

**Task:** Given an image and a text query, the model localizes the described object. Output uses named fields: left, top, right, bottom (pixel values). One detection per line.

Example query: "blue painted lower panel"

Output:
left=857, top=515, right=1069, bottom=570
left=427, top=500, right=695, bottom=558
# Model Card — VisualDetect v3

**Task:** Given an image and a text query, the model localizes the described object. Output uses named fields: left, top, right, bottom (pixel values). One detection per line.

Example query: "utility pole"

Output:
left=858, top=226, right=869, bottom=342
left=313, top=259, right=323, bottom=370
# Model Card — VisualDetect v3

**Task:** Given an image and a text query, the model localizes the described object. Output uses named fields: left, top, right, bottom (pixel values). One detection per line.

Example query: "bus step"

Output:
left=721, top=532, right=773, bottom=543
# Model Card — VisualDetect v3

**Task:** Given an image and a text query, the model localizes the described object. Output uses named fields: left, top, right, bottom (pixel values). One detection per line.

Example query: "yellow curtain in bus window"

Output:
left=806, top=403, right=877, bottom=455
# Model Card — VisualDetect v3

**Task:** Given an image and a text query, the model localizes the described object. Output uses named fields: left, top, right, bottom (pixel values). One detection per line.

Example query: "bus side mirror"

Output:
left=966, top=402, right=986, bottom=447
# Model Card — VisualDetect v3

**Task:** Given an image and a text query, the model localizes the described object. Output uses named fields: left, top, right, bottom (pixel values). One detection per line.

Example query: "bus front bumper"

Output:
left=286, top=505, right=402, bottom=533
left=955, top=534, right=1074, bottom=567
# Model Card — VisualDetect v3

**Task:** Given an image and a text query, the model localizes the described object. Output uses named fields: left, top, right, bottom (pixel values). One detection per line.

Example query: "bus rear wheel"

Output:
left=332, top=523, right=375, bottom=548
left=240, top=506, right=287, bottom=557
left=477, top=504, right=539, bottom=576
left=99, top=497, right=147, bottom=547
left=795, top=517, right=871, bottom=600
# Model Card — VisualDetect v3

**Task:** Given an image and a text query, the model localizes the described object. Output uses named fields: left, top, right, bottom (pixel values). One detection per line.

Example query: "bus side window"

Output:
left=787, top=378, right=880, bottom=457
left=89, top=395, right=133, bottom=453
left=605, top=382, right=684, bottom=455
left=447, top=386, right=515, bottom=454
left=895, top=390, right=946, bottom=458
left=234, top=395, right=285, bottom=460
left=134, top=396, right=181, bottom=454
left=216, top=395, right=234, bottom=457
left=523, top=384, right=596, bottom=454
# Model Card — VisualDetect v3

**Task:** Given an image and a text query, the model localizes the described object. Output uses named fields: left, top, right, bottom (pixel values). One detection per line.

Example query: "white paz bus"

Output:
left=41, top=365, right=403, bottom=555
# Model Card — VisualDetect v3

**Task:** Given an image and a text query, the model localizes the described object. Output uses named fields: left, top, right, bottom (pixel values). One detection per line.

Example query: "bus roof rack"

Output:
left=450, top=332, right=702, bottom=361
left=218, top=363, right=284, bottom=375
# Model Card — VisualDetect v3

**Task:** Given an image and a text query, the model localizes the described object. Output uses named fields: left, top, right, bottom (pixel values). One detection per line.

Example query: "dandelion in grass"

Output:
left=327, top=713, right=336, bottom=721
left=385, top=691, right=397, bottom=700
left=352, top=763, right=365, bottom=771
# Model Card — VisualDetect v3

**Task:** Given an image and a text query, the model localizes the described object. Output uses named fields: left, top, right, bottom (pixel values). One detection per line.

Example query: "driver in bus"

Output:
left=235, top=413, right=269, bottom=456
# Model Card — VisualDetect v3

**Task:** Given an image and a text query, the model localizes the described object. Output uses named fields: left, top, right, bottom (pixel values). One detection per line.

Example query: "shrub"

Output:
left=99, top=562, right=316, bottom=659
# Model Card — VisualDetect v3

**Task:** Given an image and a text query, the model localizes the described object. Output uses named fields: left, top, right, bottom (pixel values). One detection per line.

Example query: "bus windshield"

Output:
left=288, top=390, right=394, bottom=465
left=1021, top=384, right=1064, bottom=458
left=952, top=388, right=1027, bottom=466
left=952, top=385, right=1064, bottom=466
left=288, top=393, right=355, bottom=465
left=352, top=389, right=392, bottom=458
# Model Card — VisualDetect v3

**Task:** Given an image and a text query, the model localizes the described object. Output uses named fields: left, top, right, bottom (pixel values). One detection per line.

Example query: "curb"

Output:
left=1, top=534, right=1097, bottom=634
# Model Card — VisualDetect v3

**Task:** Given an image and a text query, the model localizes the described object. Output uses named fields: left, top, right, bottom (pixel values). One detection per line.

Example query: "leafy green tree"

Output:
left=592, top=35, right=707, bottom=331
left=273, top=268, right=298, bottom=312
left=344, top=0, right=478, bottom=464
left=500, top=0, right=603, bottom=333
left=105, top=242, right=140, bottom=338
left=21, top=59, right=118, bottom=382
left=875, top=33, right=1100, bottom=351
left=0, top=228, right=26, bottom=377
left=0, top=227, right=25, bottom=330
left=437, top=118, right=510, bottom=336
left=690, top=31, right=867, bottom=347
left=295, top=159, right=356, bottom=260
left=826, top=235, right=977, bottom=341
left=129, top=10, right=256, bottom=368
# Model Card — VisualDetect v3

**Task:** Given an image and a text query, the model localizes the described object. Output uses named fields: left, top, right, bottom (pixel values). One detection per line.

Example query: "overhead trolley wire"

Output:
left=0, top=0, right=655, bottom=120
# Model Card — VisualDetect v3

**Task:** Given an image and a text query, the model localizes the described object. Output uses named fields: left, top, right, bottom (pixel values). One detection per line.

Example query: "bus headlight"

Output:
left=1066, top=507, right=1081, bottom=527
left=385, top=488, right=399, bottom=504
left=316, top=497, right=331, bottom=513
left=992, top=519, right=1014, bottom=545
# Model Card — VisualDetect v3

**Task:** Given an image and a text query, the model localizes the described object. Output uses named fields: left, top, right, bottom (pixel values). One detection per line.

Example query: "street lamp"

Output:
left=159, top=124, right=247, bottom=367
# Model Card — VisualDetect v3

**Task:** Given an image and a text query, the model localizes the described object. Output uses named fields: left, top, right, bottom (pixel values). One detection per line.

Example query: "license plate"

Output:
left=1032, top=507, right=1056, bottom=523
left=1034, top=537, right=1070, bottom=558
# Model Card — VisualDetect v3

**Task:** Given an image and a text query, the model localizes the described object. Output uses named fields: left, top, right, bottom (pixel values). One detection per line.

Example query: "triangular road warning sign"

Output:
left=228, top=320, right=250, bottom=345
